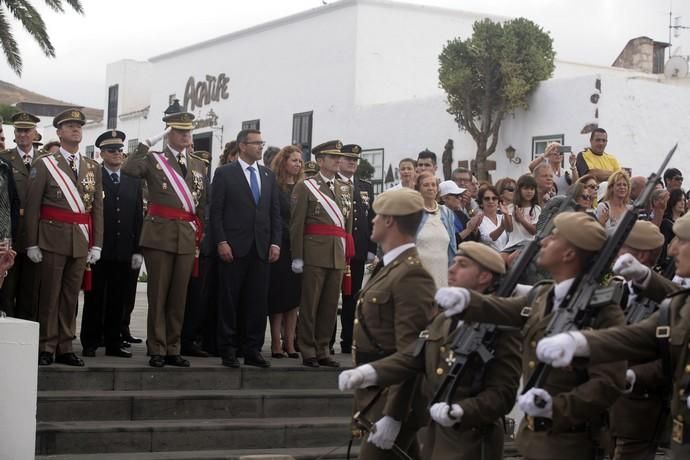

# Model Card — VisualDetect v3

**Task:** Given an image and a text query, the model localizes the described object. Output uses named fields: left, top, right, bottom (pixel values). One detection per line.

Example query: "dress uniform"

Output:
left=442, top=212, right=626, bottom=460
left=348, top=188, right=437, bottom=459
left=0, top=111, right=40, bottom=320
left=345, top=242, right=521, bottom=460
left=80, top=130, right=143, bottom=358
left=290, top=140, right=353, bottom=367
left=25, top=108, right=104, bottom=366
left=536, top=211, right=690, bottom=460
left=122, top=110, right=206, bottom=367
left=333, top=143, right=376, bottom=355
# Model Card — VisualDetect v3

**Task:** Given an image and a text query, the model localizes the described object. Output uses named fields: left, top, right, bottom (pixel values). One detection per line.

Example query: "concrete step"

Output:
left=38, top=389, right=352, bottom=421
left=36, top=444, right=362, bottom=460
left=38, top=362, right=347, bottom=391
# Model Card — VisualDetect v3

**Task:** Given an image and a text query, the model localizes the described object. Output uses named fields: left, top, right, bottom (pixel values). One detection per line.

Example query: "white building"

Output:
left=81, top=0, right=690, bottom=190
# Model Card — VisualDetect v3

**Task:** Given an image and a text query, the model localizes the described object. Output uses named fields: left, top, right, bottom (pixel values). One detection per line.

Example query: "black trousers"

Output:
left=81, top=259, right=130, bottom=350
left=331, top=258, right=366, bottom=350
left=120, top=265, right=140, bottom=338
left=182, top=255, right=217, bottom=351
left=216, top=245, right=269, bottom=357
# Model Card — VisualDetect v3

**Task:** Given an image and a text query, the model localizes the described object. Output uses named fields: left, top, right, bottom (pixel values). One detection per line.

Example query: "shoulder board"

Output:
left=189, top=153, right=210, bottom=164
left=404, top=254, right=422, bottom=266
left=34, top=152, right=52, bottom=162
left=335, top=178, right=349, bottom=184
left=83, top=156, right=98, bottom=165
left=358, top=177, right=371, bottom=184
left=0, top=149, right=12, bottom=156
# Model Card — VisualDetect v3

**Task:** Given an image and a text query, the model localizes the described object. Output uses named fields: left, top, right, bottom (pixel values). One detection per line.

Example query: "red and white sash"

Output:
left=42, top=156, right=89, bottom=242
left=153, top=152, right=197, bottom=232
left=304, top=177, right=346, bottom=250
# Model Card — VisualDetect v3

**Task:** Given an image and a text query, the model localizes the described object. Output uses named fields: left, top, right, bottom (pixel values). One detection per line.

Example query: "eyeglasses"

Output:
left=585, top=183, right=599, bottom=190
left=503, top=187, right=515, bottom=192
left=483, top=196, right=498, bottom=202
left=243, top=141, right=266, bottom=146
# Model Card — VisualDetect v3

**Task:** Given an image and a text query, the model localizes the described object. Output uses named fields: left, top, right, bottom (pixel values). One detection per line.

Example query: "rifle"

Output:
left=523, top=143, right=678, bottom=406
left=624, top=259, right=677, bottom=325
left=428, top=190, right=577, bottom=408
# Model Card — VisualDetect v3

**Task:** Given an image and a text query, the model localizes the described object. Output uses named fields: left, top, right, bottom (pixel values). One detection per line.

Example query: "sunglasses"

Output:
left=585, top=183, right=599, bottom=190
left=673, top=176, right=684, bottom=181
left=483, top=196, right=498, bottom=202
left=503, top=187, right=515, bottom=192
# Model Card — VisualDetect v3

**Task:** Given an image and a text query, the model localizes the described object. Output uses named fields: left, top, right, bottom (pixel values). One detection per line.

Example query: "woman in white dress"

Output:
left=477, top=185, right=509, bottom=251
left=414, top=172, right=456, bottom=288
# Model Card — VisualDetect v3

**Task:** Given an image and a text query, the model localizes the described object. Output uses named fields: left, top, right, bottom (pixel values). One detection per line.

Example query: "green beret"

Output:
left=373, top=188, right=424, bottom=216
left=553, top=211, right=606, bottom=251
left=457, top=241, right=506, bottom=274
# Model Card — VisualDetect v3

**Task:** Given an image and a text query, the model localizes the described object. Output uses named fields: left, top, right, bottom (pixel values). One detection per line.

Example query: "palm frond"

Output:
left=0, top=7, right=22, bottom=75
left=3, top=0, right=56, bottom=57
left=42, top=0, right=64, bottom=12
left=61, top=0, right=83, bottom=14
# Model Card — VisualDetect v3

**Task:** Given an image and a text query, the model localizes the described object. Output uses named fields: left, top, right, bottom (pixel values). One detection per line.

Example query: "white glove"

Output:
left=145, top=127, right=171, bottom=147
left=518, top=388, right=553, bottom=418
left=367, top=416, right=401, bottom=450
left=613, top=253, right=650, bottom=284
left=687, top=395, right=690, bottom=410
left=291, top=258, right=304, bottom=274
left=366, top=251, right=376, bottom=263
left=429, top=402, right=463, bottom=427
left=435, top=287, right=470, bottom=317
left=131, top=253, right=144, bottom=270
left=338, top=364, right=377, bottom=391
left=624, top=369, right=636, bottom=394
left=536, top=331, right=589, bottom=367
left=86, top=247, right=102, bottom=265
left=27, top=246, right=43, bottom=263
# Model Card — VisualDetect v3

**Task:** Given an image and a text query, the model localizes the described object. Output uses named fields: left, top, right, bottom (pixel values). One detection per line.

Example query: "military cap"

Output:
left=625, top=220, right=664, bottom=250
left=373, top=187, right=424, bottom=216
left=673, top=212, right=690, bottom=240
left=32, top=132, right=43, bottom=147
left=340, top=144, right=362, bottom=159
left=312, top=140, right=343, bottom=157
left=53, top=108, right=86, bottom=128
left=553, top=211, right=606, bottom=251
left=304, top=160, right=319, bottom=176
left=96, top=130, right=126, bottom=150
left=44, top=139, right=60, bottom=151
left=11, top=111, right=40, bottom=129
left=457, top=241, right=506, bottom=275
left=163, top=111, right=195, bottom=131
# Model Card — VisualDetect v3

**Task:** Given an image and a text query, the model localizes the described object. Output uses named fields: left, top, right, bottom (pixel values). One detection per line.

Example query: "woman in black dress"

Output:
left=267, top=145, right=304, bottom=358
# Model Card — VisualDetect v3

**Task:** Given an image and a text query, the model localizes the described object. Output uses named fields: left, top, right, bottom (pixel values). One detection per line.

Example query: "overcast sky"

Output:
left=1, top=0, right=689, bottom=108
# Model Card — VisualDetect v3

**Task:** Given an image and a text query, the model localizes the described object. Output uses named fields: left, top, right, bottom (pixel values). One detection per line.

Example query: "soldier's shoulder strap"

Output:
left=189, top=151, right=210, bottom=164
left=526, top=280, right=555, bottom=306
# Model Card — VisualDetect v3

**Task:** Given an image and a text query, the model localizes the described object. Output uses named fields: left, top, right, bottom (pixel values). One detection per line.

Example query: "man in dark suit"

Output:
left=211, top=129, right=281, bottom=368
left=331, top=143, right=375, bottom=354
left=80, top=130, right=143, bottom=358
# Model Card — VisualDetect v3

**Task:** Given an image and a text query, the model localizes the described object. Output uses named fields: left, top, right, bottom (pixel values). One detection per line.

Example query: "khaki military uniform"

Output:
left=122, top=145, right=206, bottom=356
left=462, top=283, right=626, bottom=460
left=372, top=311, right=522, bottom=460
left=351, top=246, right=436, bottom=459
left=290, top=174, right=352, bottom=360
left=25, top=152, right=104, bottom=354
left=582, top=271, right=690, bottom=459
left=0, top=147, right=40, bottom=319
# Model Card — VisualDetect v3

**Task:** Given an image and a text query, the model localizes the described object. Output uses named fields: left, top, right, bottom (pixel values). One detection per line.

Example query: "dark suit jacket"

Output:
left=101, top=167, right=143, bottom=262
left=210, top=160, right=281, bottom=260
left=351, top=177, right=376, bottom=261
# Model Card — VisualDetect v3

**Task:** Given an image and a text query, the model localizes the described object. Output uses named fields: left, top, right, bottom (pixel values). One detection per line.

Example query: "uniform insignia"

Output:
left=162, top=182, right=168, bottom=190
left=10, top=156, right=15, bottom=161
left=12, top=168, right=19, bottom=174
left=156, top=163, right=162, bottom=170
left=340, top=185, right=349, bottom=193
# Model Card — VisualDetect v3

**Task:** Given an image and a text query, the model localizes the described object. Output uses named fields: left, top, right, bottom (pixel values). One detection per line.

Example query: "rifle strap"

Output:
left=524, top=281, right=554, bottom=318
left=355, top=308, right=387, bottom=355
left=657, top=301, right=672, bottom=400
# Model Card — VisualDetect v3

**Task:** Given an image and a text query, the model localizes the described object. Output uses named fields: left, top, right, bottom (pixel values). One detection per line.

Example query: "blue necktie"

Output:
left=248, top=166, right=260, bottom=205
left=110, top=172, right=119, bottom=184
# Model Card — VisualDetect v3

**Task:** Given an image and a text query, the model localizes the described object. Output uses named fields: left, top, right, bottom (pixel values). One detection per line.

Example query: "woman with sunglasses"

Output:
left=477, top=185, right=509, bottom=251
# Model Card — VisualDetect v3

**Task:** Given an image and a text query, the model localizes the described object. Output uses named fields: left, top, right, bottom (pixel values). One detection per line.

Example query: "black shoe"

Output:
left=121, top=341, right=132, bottom=349
left=244, top=352, right=270, bottom=368
left=302, top=357, right=320, bottom=368
left=287, top=352, right=300, bottom=359
left=82, top=347, right=97, bottom=357
left=182, top=343, right=209, bottom=358
left=272, top=351, right=287, bottom=359
left=123, top=335, right=143, bottom=344
left=165, top=355, right=190, bottom=367
left=55, top=352, right=85, bottom=367
left=318, top=357, right=340, bottom=368
left=221, top=353, right=240, bottom=368
left=149, top=355, right=165, bottom=367
left=105, top=347, right=132, bottom=358
left=38, top=351, right=53, bottom=366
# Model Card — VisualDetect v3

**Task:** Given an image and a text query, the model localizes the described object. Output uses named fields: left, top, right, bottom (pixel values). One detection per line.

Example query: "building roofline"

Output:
left=149, top=0, right=510, bottom=62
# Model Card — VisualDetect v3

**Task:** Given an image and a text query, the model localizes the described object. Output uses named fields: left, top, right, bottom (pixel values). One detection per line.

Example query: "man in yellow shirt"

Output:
left=575, top=128, right=621, bottom=182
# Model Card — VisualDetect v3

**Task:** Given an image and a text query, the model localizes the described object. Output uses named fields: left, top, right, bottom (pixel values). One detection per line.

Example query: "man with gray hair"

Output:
left=533, top=162, right=555, bottom=206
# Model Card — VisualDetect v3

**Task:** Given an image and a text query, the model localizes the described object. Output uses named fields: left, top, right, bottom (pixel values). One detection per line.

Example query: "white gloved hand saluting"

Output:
left=338, top=364, right=377, bottom=391
left=131, top=253, right=144, bottom=270
left=536, top=331, right=589, bottom=367
left=86, top=247, right=102, bottom=265
left=613, top=253, right=650, bottom=285
left=435, top=287, right=470, bottom=317
left=518, top=388, right=553, bottom=418
left=145, top=127, right=171, bottom=147
left=291, top=258, right=304, bottom=274
left=367, top=416, right=401, bottom=450
left=429, top=402, right=463, bottom=427
left=27, top=246, right=43, bottom=263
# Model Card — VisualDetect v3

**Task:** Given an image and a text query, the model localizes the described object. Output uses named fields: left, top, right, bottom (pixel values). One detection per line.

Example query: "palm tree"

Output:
left=0, top=0, right=83, bottom=76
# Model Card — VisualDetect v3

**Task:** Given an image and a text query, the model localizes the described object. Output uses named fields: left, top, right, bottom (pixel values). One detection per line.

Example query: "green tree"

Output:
left=0, top=0, right=83, bottom=76
left=0, top=103, right=19, bottom=121
left=439, top=18, right=555, bottom=180
left=356, top=157, right=375, bottom=181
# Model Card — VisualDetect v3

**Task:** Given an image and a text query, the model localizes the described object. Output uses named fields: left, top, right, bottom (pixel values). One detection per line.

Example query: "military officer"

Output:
left=80, top=130, right=143, bottom=359
left=0, top=111, right=34, bottom=319
left=122, top=108, right=206, bottom=368
left=436, top=212, right=626, bottom=460
left=25, top=108, right=104, bottom=366
left=338, top=187, right=436, bottom=458
left=340, top=241, right=521, bottom=459
left=304, top=160, right=319, bottom=177
left=536, top=212, right=690, bottom=460
left=290, top=140, right=353, bottom=368
left=332, top=143, right=376, bottom=354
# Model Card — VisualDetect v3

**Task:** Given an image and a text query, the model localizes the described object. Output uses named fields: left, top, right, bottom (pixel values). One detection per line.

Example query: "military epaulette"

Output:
left=0, top=149, right=11, bottom=156
left=190, top=151, right=210, bottom=164
left=34, top=152, right=52, bottom=162
left=404, top=254, right=422, bottom=266
left=358, top=178, right=371, bottom=184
